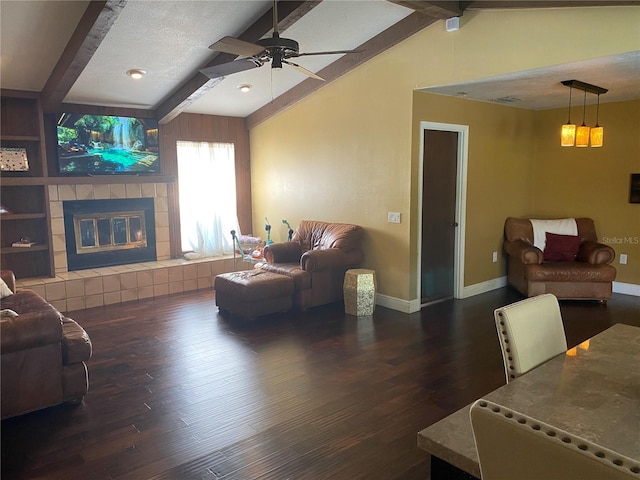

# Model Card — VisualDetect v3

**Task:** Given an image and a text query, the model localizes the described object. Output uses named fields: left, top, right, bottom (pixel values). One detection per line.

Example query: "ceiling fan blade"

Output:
left=295, top=49, right=363, bottom=58
left=282, top=60, right=325, bottom=81
left=209, top=36, right=264, bottom=57
left=200, top=58, right=261, bottom=79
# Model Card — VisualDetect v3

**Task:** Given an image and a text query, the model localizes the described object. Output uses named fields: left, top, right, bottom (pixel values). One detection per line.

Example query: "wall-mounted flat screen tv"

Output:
left=56, top=113, right=159, bottom=175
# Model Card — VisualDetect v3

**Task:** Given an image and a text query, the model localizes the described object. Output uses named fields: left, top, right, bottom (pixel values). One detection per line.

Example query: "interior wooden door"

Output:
left=421, top=129, right=458, bottom=304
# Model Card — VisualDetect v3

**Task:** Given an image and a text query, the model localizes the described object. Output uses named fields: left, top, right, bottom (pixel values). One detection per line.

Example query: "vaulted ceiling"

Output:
left=1, top=1, right=638, bottom=128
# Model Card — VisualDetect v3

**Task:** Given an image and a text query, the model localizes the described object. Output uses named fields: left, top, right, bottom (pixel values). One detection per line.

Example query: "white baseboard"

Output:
left=613, top=281, right=640, bottom=296
left=375, top=293, right=416, bottom=313
left=376, top=277, right=639, bottom=314
left=462, top=276, right=508, bottom=298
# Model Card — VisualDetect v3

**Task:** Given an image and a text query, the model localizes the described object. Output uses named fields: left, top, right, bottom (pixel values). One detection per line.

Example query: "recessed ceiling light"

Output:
left=126, top=69, right=146, bottom=79
left=238, top=84, right=252, bottom=93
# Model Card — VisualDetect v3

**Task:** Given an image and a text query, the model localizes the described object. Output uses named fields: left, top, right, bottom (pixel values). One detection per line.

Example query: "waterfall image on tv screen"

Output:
left=57, top=114, right=159, bottom=175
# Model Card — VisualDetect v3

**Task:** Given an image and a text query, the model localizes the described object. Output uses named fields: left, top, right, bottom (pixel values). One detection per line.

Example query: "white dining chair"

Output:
left=470, top=399, right=640, bottom=480
left=494, top=293, right=567, bottom=383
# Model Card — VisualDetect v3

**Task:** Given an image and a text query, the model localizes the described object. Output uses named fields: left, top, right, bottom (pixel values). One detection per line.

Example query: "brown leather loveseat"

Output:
left=1, top=270, right=92, bottom=419
left=503, top=217, right=616, bottom=302
left=255, top=220, right=364, bottom=310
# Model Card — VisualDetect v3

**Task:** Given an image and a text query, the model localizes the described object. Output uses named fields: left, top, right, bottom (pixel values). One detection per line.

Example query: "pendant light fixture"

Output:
left=590, top=93, right=604, bottom=147
left=575, top=89, right=590, bottom=147
left=561, top=83, right=576, bottom=146
left=560, top=80, right=608, bottom=148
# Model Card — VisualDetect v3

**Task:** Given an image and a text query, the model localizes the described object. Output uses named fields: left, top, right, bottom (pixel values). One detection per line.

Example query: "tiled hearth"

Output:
left=13, top=182, right=243, bottom=313
left=16, top=256, right=238, bottom=314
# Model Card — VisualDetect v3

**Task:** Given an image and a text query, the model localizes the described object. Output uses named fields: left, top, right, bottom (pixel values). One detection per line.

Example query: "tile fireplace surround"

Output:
left=13, top=182, right=241, bottom=313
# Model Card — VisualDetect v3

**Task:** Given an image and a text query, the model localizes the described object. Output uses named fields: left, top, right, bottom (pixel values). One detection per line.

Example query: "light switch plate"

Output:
left=388, top=212, right=401, bottom=223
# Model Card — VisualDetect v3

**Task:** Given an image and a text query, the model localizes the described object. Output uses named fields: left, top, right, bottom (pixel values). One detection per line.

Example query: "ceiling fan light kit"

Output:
left=560, top=79, right=607, bottom=148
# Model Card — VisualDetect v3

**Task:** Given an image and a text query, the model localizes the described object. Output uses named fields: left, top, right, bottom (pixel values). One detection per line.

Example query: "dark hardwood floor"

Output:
left=2, top=287, right=639, bottom=479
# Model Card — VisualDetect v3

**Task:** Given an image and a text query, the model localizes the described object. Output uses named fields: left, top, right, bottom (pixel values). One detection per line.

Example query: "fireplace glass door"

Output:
left=74, top=211, right=147, bottom=254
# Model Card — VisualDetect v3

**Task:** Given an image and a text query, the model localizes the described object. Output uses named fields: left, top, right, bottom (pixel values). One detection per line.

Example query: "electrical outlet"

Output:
left=620, top=253, right=628, bottom=265
left=387, top=212, right=401, bottom=224
left=492, top=251, right=498, bottom=263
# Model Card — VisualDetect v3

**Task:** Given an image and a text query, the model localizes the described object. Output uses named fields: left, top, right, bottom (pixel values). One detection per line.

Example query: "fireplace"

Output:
left=63, top=198, right=156, bottom=271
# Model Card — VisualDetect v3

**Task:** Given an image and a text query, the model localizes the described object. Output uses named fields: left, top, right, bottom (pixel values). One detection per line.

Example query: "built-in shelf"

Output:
left=1, top=93, right=54, bottom=278
left=1, top=213, right=47, bottom=220
left=1, top=176, right=175, bottom=186
left=1, top=134, right=40, bottom=142
left=1, top=245, right=49, bottom=254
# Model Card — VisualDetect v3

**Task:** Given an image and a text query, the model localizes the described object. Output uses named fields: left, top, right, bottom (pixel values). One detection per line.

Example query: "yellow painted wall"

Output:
left=250, top=7, right=640, bottom=304
left=533, top=100, right=640, bottom=284
left=411, top=93, right=536, bottom=290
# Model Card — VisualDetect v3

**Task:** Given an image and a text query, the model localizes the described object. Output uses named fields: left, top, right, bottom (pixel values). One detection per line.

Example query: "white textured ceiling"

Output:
left=420, top=51, right=640, bottom=110
left=65, top=0, right=273, bottom=109
left=0, top=0, right=413, bottom=116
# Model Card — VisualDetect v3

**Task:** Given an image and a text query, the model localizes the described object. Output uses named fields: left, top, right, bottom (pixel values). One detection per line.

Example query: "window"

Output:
left=176, top=141, right=239, bottom=258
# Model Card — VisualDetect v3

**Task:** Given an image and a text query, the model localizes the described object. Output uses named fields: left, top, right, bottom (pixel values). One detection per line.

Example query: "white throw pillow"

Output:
left=0, top=278, right=14, bottom=299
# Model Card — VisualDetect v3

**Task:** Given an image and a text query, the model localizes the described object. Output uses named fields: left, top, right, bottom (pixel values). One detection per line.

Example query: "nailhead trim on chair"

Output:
left=475, top=400, right=640, bottom=475
left=496, top=312, right=517, bottom=379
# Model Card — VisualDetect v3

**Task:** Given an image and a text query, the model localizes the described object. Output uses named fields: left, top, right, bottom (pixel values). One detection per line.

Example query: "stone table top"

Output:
left=417, top=323, right=640, bottom=478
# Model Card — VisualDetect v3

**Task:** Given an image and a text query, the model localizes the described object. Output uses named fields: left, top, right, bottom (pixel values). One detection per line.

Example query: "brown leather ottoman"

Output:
left=214, top=270, right=294, bottom=319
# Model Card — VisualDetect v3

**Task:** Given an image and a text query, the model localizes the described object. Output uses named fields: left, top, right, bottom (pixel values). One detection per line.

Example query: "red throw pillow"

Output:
left=543, top=232, right=581, bottom=262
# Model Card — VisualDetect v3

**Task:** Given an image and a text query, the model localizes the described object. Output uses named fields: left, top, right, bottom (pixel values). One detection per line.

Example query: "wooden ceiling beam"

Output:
left=41, top=0, right=127, bottom=113
left=155, top=1, right=321, bottom=124
left=460, top=1, right=640, bottom=9
left=387, top=1, right=461, bottom=18
left=246, top=11, right=439, bottom=130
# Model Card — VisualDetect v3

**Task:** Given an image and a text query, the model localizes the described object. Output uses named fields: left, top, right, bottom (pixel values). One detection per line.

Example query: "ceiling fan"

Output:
left=199, top=1, right=361, bottom=82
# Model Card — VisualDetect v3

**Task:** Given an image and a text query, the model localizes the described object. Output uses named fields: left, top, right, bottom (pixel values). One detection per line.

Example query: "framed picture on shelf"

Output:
left=0, top=147, right=29, bottom=171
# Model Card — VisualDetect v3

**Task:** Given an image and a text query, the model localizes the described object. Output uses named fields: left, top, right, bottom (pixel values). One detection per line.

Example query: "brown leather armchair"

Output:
left=1, top=270, right=92, bottom=419
left=255, top=220, right=364, bottom=310
left=503, top=217, right=616, bottom=302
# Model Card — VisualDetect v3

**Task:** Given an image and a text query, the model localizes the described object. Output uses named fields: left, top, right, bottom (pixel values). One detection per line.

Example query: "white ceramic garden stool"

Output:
left=343, top=269, right=376, bottom=316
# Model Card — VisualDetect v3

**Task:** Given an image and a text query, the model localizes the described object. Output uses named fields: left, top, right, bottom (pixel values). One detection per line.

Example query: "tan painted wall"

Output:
left=249, top=7, right=640, bottom=303
left=533, top=100, right=640, bottom=284
left=411, top=93, right=536, bottom=290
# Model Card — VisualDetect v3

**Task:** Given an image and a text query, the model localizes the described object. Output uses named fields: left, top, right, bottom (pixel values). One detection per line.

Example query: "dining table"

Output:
left=417, top=323, right=640, bottom=479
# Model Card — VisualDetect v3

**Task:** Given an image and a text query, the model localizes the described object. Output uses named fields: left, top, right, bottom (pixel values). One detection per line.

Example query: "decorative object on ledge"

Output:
left=0, top=147, right=29, bottom=171
left=11, top=237, right=36, bottom=248
left=560, top=80, right=608, bottom=148
left=0, top=204, right=12, bottom=215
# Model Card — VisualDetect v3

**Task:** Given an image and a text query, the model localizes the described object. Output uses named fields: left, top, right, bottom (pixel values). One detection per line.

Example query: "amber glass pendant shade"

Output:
left=576, top=125, right=590, bottom=147
left=561, top=124, right=576, bottom=146
left=590, top=126, right=603, bottom=147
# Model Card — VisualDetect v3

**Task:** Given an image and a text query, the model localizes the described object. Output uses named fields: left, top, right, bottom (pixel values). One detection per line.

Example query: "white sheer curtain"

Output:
left=177, top=141, right=239, bottom=259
